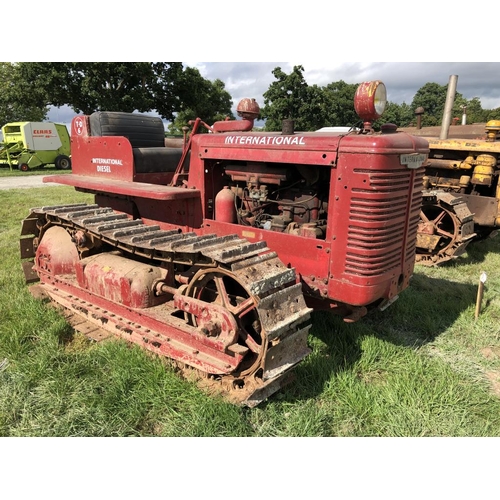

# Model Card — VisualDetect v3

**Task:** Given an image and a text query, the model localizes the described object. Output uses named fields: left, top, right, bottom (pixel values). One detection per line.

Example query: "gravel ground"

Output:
left=0, top=175, right=56, bottom=190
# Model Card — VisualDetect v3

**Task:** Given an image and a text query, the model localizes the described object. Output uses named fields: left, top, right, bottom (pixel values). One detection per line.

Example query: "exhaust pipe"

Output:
left=440, top=75, right=458, bottom=140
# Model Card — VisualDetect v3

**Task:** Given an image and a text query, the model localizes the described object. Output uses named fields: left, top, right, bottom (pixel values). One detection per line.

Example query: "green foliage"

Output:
left=411, top=82, right=450, bottom=126
left=261, top=65, right=311, bottom=131
left=0, top=63, right=48, bottom=125
left=261, top=66, right=363, bottom=132
left=167, top=68, right=234, bottom=134
left=465, top=96, right=489, bottom=123
left=376, top=101, right=414, bottom=128
left=486, top=107, right=500, bottom=121
left=17, top=62, right=167, bottom=117
left=411, top=82, right=468, bottom=126
left=11, top=63, right=232, bottom=124
left=5, top=62, right=499, bottom=134
left=321, top=80, right=360, bottom=127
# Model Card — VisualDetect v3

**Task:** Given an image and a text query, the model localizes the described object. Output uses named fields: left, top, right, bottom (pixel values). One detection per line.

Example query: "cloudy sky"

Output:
left=47, top=62, right=500, bottom=128
left=184, top=61, right=500, bottom=110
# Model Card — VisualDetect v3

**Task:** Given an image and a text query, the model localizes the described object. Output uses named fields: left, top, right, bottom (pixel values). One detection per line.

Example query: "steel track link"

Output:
left=20, top=203, right=313, bottom=407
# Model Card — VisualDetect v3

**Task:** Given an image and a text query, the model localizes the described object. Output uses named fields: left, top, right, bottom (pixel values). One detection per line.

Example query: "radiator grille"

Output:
left=344, top=168, right=424, bottom=277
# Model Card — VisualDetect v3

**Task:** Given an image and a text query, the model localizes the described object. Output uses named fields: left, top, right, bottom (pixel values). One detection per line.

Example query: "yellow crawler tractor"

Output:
left=399, top=75, right=500, bottom=265
left=415, top=120, right=500, bottom=265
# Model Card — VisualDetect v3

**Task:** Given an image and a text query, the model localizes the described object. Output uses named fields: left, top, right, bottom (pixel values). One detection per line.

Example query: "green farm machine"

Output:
left=0, top=121, right=71, bottom=171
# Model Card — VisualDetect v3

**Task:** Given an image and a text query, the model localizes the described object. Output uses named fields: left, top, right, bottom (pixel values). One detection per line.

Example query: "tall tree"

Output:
left=261, top=65, right=313, bottom=131
left=262, top=69, right=367, bottom=131
left=15, top=62, right=232, bottom=123
left=411, top=82, right=467, bottom=126
left=411, top=82, right=444, bottom=125
left=0, top=63, right=48, bottom=125
left=463, top=97, right=488, bottom=124
left=166, top=67, right=234, bottom=134
left=322, top=80, right=359, bottom=128
left=377, top=101, right=414, bottom=128
left=487, top=107, right=500, bottom=121
left=18, top=62, right=166, bottom=116
left=299, top=84, right=330, bottom=130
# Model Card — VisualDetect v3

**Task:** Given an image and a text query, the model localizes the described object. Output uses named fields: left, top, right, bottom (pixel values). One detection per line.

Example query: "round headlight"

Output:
left=354, top=81, right=387, bottom=122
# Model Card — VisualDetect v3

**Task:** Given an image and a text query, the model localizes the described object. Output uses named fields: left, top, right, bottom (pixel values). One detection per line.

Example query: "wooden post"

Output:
left=475, top=272, right=487, bottom=320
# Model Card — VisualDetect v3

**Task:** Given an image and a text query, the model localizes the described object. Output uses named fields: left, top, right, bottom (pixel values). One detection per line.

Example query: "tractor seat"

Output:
left=89, top=111, right=184, bottom=173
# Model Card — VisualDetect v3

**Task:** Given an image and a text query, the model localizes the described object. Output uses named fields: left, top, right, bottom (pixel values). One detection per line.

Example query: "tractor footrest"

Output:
left=44, top=175, right=201, bottom=201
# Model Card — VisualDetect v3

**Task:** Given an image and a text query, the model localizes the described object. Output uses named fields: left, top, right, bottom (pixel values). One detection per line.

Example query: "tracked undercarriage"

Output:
left=416, top=191, right=476, bottom=266
left=20, top=204, right=312, bottom=407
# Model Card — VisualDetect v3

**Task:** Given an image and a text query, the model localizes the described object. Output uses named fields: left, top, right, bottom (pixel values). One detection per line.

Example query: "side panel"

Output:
left=55, top=124, right=71, bottom=155
left=328, top=151, right=424, bottom=305
left=71, top=115, right=135, bottom=180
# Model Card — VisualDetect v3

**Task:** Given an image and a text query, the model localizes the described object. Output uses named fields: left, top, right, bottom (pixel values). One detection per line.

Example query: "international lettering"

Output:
left=91, top=158, right=123, bottom=165
left=224, top=136, right=306, bottom=146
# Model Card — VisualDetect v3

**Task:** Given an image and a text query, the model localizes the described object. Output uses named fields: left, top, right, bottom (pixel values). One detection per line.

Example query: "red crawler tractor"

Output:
left=20, top=81, right=428, bottom=406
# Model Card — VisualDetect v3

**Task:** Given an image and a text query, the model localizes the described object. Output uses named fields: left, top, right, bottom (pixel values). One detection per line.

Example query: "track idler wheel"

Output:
left=35, top=225, right=80, bottom=277
left=416, top=195, right=476, bottom=266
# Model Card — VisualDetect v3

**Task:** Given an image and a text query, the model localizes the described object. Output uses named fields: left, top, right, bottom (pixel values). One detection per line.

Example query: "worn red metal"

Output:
left=354, top=80, right=387, bottom=122
left=46, top=101, right=428, bottom=312
left=215, top=186, right=236, bottom=223
left=20, top=83, right=429, bottom=406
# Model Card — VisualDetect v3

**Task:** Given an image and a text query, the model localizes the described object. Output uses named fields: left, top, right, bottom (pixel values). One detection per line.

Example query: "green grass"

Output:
left=1, top=185, right=500, bottom=436
left=0, top=165, right=71, bottom=177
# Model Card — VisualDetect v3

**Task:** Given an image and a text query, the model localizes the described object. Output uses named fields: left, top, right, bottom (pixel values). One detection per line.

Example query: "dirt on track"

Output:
left=0, top=175, right=55, bottom=190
